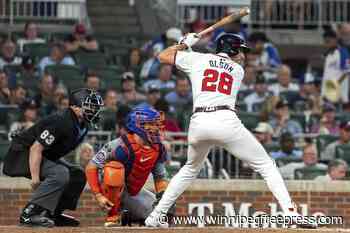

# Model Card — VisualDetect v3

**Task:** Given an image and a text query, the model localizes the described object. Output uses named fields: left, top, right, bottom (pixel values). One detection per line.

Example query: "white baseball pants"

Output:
left=154, top=110, right=294, bottom=214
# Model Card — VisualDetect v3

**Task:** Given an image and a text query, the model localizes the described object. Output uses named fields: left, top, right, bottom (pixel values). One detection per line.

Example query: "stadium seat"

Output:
left=0, top=141, right=10, bottom=161
left=74, top=51, right=108, bottom=68
left=0, top=105, right=21, bottom=130
left=45, top=65, right=84, bottom=90
left=94, top=66, right=124, bottom=91
left=275, top=156, right=302, bottom=167
left=23, top=43, right=50, bottom=63
left=236, top=102, right=247, bottom=112
left=316, top=135, right=339, bottom=158
left=237, top=111, right=260, bottom=130
left=263, top=144, right=280, bottom=153
left=294, top=166, right=327, bottom=180
left=335, top=144, right=350, bottom=164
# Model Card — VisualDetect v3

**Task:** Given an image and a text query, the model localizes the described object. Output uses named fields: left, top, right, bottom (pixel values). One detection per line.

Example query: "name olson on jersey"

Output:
left=209, top=59, right=234, bottom=73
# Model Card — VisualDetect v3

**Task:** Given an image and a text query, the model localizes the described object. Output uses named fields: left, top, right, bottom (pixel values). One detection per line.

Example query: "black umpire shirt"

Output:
left=3, top=108, right=88, bottom=176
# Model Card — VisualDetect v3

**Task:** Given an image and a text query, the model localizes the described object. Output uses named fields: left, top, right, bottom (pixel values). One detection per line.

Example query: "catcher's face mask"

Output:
left=136, top=111, right=165, bottom=144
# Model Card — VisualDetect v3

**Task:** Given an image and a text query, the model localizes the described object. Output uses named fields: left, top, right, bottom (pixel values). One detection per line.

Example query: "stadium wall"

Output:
left=0, top=178, right=348, bottom=227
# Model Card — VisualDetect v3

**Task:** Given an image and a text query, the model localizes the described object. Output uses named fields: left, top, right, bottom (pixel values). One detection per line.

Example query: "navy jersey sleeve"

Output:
left=151, top=143, right=169, bottom=179
left=92, top=138, right=129, bottom=168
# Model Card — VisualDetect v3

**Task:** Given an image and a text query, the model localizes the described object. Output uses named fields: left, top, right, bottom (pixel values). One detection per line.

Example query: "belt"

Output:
left=193, top=105, right=235, bottom=113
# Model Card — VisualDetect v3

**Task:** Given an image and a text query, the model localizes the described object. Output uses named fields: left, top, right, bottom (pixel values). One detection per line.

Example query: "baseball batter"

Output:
left=145, top=33, right=314, bottom=228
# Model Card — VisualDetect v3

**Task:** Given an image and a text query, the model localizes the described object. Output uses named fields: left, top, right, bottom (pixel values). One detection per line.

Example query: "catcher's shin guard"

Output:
left=102, top=161, right=125, bottom=221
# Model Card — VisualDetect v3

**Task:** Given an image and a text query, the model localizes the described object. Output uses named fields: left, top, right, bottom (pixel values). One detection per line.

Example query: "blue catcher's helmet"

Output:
left=216, top=33, right=250, bottom=56
left=125, top=107, right=165, bottom=143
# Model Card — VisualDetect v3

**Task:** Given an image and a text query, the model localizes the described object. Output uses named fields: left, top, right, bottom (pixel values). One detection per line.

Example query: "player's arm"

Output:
left=158, top=33, right=200, bottom=65
left=29, top=141, right=44, bottom=190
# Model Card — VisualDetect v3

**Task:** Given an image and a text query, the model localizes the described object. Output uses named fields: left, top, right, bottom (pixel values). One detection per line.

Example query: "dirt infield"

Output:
left=0, top=226, right=349, bottom=233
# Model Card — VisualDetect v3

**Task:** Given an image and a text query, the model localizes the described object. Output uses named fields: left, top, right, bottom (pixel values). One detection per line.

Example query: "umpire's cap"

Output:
left=216, top=33, right=250, bottom=56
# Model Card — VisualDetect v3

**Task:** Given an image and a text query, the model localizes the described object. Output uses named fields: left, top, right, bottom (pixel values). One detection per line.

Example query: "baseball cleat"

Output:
left=144, top=211, right=169, bottom=228
left=53, top=213, right=80, bottom=227
left=104, top=215, right=121, bottom=227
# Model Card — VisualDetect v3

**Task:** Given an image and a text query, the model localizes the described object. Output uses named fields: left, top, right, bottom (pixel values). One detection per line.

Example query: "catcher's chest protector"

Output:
left=122, top=134, right=160, bottom=196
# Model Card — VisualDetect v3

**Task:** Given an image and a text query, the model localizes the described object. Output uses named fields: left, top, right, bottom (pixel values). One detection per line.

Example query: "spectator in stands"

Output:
left=104, top=89, right=118, bottom=112
left=165, top=75, right=192, bottom=109
left=84, top=71, right=101, bottom=91
left=338, top=23, right=350, bottom=52
left=279, top=144, right=327, bottom=179
left=64, top=23, right=99, bottom=52
left=321, top=121, right=350, bottom=161
left=38, top=43, right=75, bottom=75
left=9, top=83, right=26, bottom=106
left=244, top=74, right=269, bottom=112
left=154, top=98, right=183, bottom=141
left=140, top=43, right=162, bottom=80
left=136, top=84, right=161, bottom=109
left=17, top=21, right=45, bottom=53
left=240, top=65, right=256, bottom=91
left=75, top=143, right=94, bottom=169
left=271, top=132, right=303, bottom=159
left=268, top=64, right=299, bottom=96
left=0, top=38, right=22, bottom=69
left=34, top=73, right=55, bottom=115
left=311, top=103, right=339, bottom=135
left=295, top=73, right=321, bottom=112
left=8, top=98, right=38, bottom=141
left=269, top=99, right=303, bottom=137
left=0, top=69, right=10, bottom=104
left=321, top=30, right=350, bottom=103
left=119, top=72, right=146, bottom=107
left=314, top=159, right=348, bottom=181
left=125, top=48, right=143, bottom=83
left=143, top=64, right=175, bottom=91
left=57, top=95, right=69, bottom=112
left=253, top=122, right=274, bottom=146
left=52, top=84, right=68, bottom=111
left=248, top=32, right=281, bottom=80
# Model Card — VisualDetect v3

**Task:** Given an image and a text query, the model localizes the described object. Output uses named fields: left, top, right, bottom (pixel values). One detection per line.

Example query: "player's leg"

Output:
left=20, top=158, right=70, bottom=227
left=146, top=141, right=211, bottom=227
left=121, top=188, right=156, bottom=224
left=222, top=125, right=295, bottom=214
left=101, top=161, right=125, bottom=227
left=53, top=159, right=86, bottom=226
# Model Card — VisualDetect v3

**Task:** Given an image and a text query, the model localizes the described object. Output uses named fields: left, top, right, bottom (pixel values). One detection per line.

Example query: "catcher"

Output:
left=85, top=107, right=174, bottom=227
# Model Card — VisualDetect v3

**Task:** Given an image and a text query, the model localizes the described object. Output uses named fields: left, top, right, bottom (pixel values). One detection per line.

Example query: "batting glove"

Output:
left=179, top=33, right=200, bottom=49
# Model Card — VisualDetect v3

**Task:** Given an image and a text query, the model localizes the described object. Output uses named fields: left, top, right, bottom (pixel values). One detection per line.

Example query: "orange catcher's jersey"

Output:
left=175, top=51, right=244, bottom=109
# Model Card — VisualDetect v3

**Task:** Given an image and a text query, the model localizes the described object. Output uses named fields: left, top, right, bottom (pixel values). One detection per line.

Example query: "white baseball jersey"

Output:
left=175, top=51, right=244, bottom=109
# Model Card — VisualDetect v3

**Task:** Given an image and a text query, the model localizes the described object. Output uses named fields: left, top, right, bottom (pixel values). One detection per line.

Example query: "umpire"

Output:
left=3, top=88, right=104, bottom=227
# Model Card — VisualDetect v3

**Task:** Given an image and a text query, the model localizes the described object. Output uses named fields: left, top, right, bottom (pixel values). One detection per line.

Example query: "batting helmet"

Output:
left=216, top=33, right=250, bottom=56
left=69, top=88, right=104, bottom=125
left=125, top=107, right=165, bottom=144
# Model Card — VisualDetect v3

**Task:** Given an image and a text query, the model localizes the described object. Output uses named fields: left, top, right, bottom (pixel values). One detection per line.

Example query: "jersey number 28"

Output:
left=201, top=69, right=233, bottom=95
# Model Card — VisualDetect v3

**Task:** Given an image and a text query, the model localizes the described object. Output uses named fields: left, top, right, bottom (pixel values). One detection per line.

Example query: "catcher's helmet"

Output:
left=216, top=33, right=250, bottom=56
left=69, top=88, right=104, bottom=125
left=126, top=107, right=164, bottom=144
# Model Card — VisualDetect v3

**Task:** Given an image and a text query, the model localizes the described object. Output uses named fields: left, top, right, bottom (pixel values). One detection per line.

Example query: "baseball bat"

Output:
left=197, top=7, right=250, bottom=38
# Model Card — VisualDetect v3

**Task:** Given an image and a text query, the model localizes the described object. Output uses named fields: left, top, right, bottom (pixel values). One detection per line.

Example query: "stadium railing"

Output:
left=7, top=0, right=88, bottom=26
left=176, top=0, right=350, bottom=29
